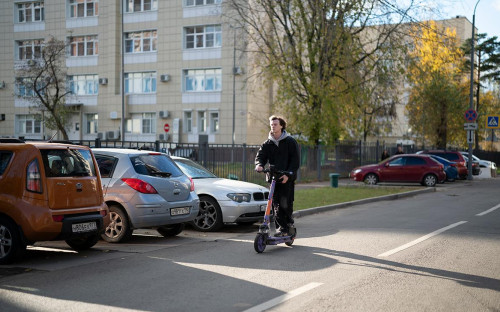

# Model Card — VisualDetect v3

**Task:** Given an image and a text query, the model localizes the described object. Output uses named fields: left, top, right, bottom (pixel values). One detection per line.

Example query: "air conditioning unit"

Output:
left=97, top=132, right=106, bottom=140
left=159, top=110, right=169, bottom=118
left=110, top=111, right=119, bottom=119
left=106, top=130, right=120, bottom=140
left=160, top=74, right=170, bottom=82
left=27, top=59, right=36, bottom=66
left=159, top=133, right=169, bottom=141
left=98, top=78, right=108, bottom=85
left=233, top=66, right=243, bottom=75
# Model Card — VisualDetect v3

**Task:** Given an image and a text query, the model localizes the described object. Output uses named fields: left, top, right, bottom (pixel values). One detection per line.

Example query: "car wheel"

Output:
left=0, top=216, right=26, bottom=265
left=190, top=196, right=223, bottom=232
left=65, top=233, right=100, bottom=251
left=157, top=223, right=185, bottom=237
left=101, top=205, right=133, bottom=243
left=364, top=173, right=378, bottom=185
left=422, top=174, right=437, bottom=187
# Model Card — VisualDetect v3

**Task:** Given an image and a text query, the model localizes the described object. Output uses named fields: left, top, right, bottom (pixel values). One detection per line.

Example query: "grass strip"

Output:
left=293, top=186, right=420, bottom=211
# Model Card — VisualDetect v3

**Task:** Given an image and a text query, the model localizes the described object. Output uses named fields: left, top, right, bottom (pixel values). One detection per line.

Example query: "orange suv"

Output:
left=0, top=139, right=109, bottom=264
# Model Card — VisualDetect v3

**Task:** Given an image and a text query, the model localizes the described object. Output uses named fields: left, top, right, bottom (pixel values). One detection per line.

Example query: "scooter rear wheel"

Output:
left=254, top=233, right=267, bottom=253
left=285, top=228, right=297, bottom=246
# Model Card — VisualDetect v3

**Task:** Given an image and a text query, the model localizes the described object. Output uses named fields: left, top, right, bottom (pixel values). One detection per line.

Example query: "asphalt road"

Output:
left=1, top=178, right=499, bottom=311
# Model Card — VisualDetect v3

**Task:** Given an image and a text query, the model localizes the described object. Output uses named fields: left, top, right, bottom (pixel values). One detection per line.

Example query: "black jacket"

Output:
left=255, top=134, right=300, bottom=182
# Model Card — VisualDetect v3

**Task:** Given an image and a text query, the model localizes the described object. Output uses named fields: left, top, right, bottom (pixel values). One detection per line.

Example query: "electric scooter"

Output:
left=254, top=166, right=297, bottom=253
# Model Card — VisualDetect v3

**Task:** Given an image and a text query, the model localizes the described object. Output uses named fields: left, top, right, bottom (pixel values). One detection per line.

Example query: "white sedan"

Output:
left=172, top=156, right=269, bottom=232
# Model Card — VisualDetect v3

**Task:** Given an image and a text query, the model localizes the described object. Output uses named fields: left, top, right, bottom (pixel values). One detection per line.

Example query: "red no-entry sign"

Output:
left=164, top=123, right=170, bottom=133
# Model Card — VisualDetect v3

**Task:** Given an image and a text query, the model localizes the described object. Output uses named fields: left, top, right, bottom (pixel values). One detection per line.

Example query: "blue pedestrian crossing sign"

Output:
left=486, top=115, right=500, bottom=129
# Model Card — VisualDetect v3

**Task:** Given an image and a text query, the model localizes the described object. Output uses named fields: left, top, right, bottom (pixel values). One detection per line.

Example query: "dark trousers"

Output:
left=273, top=181, right=295, bottom=230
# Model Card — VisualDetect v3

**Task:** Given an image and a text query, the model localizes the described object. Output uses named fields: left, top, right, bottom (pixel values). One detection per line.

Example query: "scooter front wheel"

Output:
left=254, top=233, right=267, bottom=253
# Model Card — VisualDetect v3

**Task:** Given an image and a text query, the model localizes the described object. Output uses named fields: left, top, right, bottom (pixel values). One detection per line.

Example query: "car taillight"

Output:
left=52, top=215, right=64, bottom=222
left=121, top=178, right=158, bottom=194
left=26, top=159, right=42, bottom=193
left=190, top=177, right=195, bottom=192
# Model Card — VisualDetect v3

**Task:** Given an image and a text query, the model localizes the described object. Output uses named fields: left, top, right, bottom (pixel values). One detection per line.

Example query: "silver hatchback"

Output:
left=93, top=148, right=199, bottom=243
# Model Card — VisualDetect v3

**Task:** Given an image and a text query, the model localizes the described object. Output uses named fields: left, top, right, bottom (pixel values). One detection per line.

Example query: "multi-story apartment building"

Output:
left=0, top=1, right=476, bottom=146
left=0, top=0, right=272, bottom=145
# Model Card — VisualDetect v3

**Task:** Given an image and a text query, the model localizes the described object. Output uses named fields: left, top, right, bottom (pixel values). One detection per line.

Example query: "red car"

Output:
left=350, top=154, right=446, bottom=187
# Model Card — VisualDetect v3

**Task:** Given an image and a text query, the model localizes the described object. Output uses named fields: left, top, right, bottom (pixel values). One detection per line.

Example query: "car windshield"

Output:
left=130, top=154, right=183, bottom=178
left=174, top=158, right=217, bottom=179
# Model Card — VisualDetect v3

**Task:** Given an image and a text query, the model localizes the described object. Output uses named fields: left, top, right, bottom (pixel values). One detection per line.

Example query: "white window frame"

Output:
left=184, top=0, right=220, bottom=7
left=68, top=0, right=99, bottom=18
left=69, top=35, right=98, bottom=57
left=184, top=25, right=221, bottom=49
left=183, top=68, right=221, bottom=92
left=197, top=111, right=207, bottom=133
left=125, top=30, right=157, bottom=53
left=68, top=74, right=99, bottom=95
left=124, top=0, right=158, bottom=13
left=209, top=111, right=219, bottom=133
left=15, top=77, right=44, bottom=97
left=17, top=114, right=42, bottom=134
left=126, top=113, right=156, bottom=134
left=16, top=39, right=44, bottom=60
left=124, top=72, right=157, bottom=94
left=85, top=113, right=98, bottom=134
left=183, top=111, right=192, bottom=133
left=16, top=2, right=44, bottom=23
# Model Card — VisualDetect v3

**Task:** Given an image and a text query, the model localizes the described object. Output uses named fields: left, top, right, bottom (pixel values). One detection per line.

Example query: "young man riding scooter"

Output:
left=255, top=115, right=300, bottom=236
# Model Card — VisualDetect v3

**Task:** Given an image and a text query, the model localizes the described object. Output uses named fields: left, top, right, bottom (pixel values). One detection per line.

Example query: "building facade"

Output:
left=0, top=0, right=272, bottom=144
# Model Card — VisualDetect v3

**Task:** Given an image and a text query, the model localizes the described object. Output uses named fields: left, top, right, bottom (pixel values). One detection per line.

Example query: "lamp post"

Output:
left=467, top=0, right=480, bottom=180
left=230, top=25, right=242, bottom=162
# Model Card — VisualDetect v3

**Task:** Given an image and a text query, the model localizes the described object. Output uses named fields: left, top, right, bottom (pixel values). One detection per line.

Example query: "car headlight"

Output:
left=227, top=193, right=251, bottom=203
left=353, top=169, right=362, bottom=174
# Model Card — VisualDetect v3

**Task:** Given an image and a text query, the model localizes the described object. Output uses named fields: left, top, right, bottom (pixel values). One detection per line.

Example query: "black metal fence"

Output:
left=66, top=138, right=439, bottom=185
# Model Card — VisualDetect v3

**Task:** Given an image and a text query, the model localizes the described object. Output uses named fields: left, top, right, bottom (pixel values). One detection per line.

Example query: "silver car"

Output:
left=172, top=156, right=269, bottom=232
left=93, top=149, right=199, bottom=242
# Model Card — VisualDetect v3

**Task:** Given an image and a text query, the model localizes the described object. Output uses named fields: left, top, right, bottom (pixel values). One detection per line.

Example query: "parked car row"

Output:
left=350, top=149, right=496, bottom=186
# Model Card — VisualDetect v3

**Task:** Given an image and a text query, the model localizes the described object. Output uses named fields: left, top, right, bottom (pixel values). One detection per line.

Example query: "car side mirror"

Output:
left=385, top=163, right=390, bottom=167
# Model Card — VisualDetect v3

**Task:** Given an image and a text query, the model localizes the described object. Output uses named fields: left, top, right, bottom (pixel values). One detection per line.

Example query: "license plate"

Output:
left=260, top=204, right=267, bottom=212
left=170, top=207, right=190, bottom=216
left=72, top=222, right=97, bottom=233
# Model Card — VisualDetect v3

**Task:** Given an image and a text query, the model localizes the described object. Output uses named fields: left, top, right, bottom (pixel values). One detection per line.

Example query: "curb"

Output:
left=292, top=187, right=436, bottom=218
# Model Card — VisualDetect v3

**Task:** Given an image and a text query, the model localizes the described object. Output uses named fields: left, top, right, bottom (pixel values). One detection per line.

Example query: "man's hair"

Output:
left=269, top=115, right=287, bottom=130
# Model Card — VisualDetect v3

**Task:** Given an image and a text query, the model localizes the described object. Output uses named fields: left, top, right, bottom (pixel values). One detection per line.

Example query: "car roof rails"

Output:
left=0, top=138, right=25, bottom=143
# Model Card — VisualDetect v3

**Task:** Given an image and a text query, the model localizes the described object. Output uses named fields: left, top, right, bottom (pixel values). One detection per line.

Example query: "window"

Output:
left=198, top=111, right=206, bottom=133
left=16, top=2, right=44, bottom=23
left=125, top=30, right=157, bottom=53
left=185, top=25, right=221, bottom=49
left=210, top=112, right=219, bottom=133
left=183, top=111, right=192, bottom=133
left=126, top=113, right=156, bottom=134
left=184, top=0, right=221, bottom=7
left=125, top=72, right=156, bottom=94
left=405, top=157, right=426, bottom=166
left=94, top=154, right=116, bottom=178
left=125, top=0, right=157, bottom=13
left=68, top=75, right=99, bottom=95
left=69, top=35, right=98, bottom=56
left=17, top=40, right=43, bottom=60
left=69, top=0, right=98, bottom=18
left=15, top=77, right=44, bottom=97
left=85, top=113, right=98, bottom=134
left=0, top=152, right=13, bottom=176
left=184, top=69, right=221, bottom=92
left=388, top=157, right=404, bottom=166
left=17, top=115, right=42, bottom=134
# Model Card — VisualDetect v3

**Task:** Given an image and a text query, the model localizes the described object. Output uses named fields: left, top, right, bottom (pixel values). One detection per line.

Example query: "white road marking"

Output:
left=242, top=282, right=323, bottom=312
left=476, top=203, right=500, bottom=216
left=377, top=221, right=468, bottom=257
